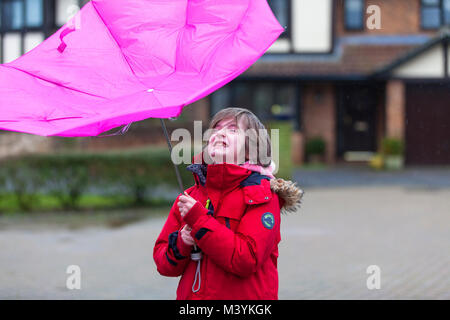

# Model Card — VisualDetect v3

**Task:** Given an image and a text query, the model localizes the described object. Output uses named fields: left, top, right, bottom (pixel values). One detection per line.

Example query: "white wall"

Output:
left=392, top=44, right=445, bottom=78
left=293, top=0, right=333, bottom=53
left=3, top=33, right=21, bottom=63
left=267, top=0, right=333, bottom=54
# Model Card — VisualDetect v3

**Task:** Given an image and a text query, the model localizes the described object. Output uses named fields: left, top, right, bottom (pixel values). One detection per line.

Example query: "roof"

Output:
left=241, top=43, right=422, bottom=80
left=373, top=33, right=450, bottom=78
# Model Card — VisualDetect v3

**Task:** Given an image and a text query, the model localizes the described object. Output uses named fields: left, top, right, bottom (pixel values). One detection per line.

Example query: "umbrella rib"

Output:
left=91, top=1, right=148, bottom=89
left=1, top=64, right=106, bottom=100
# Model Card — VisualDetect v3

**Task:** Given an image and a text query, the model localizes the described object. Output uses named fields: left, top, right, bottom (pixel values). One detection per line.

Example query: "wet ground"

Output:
left=0, top=168, right=449, bottom=299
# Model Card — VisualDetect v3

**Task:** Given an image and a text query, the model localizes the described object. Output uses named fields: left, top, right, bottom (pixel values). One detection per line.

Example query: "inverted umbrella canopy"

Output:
left=0, top=0, right=284, bottom=137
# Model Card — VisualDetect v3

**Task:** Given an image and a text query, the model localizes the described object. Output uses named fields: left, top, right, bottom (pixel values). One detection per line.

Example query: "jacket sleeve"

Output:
left=153, top=193, right=193, bottom=277
left=183, top=195, right=281, bottom=278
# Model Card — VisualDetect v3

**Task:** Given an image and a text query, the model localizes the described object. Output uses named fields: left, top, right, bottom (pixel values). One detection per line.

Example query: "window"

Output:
left=444, top=0, right=450, bottom=24
left=2, top=0, right=25, bottom=30
left=211, top=82, right=297, bottom=122
left=344, top=0, right=364, bottom=30
left=26, top=0, right=44, bottom=28
left=421, top=0, right=450, bottom=29
left=422, top=0, right=442, bottom=29
left=267, top=0, right=290, bottom=38
left=0, top=0, right=46, bottom=63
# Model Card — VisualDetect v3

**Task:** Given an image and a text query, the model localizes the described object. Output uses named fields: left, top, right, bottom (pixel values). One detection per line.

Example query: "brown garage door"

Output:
left=406, top=83, right=450, bottom=165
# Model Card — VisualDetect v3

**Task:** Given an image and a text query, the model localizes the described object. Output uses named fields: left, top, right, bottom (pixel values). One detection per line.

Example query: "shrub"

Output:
left=0, top=147, right=193, bottom=212
left=382, top=138, right=404, bottom=156
left=305, top=137, right=326, bottom=156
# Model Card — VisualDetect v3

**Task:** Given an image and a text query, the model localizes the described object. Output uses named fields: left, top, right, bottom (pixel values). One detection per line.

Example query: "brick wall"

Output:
left=385, top=80, right=405, bottom=140
left=335, top=0, right=436, bottom=36
left=0, top=133, right=53, bottom=159
left=302, top=83, right=336, bottom=164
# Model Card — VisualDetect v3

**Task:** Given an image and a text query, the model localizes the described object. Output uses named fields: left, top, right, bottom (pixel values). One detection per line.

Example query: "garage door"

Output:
left=406, top=83, right=450, bottom=165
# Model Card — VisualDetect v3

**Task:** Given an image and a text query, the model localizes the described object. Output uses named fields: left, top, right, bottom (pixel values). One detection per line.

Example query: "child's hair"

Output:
left=206, top=107, right=272, bottom=167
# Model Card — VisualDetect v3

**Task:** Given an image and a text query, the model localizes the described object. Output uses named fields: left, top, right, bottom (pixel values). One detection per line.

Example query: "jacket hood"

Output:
left=269, top=177, right=304, bottom=214
left=187, top=153, right=304, bottom=214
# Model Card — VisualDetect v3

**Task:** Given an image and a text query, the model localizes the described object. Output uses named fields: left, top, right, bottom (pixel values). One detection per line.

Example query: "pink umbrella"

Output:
left=0, top=0, right=283, bottom=137
left=0, top=0, right=284, bottom=189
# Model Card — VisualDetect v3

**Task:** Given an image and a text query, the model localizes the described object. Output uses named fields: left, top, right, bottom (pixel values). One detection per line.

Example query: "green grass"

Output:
left=0, top=193, right=172, bottom=215
left=267, top=120, right=293, bottom=180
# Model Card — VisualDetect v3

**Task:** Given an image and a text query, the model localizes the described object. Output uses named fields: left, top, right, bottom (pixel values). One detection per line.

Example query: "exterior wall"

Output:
left=385, top=80, right=405, bottom=140
left=0, top=133, right=53, bottom=159
left=335, top=0, right=436, bottom=36
left=268, top=0, right=333, bottom=54
left=392, top=43, right=445, bottom=78
left=292, top=0, right=333, bottom=53
left=291, top=131, right=305, bottom=165
left=302, top=83, right=336, bottom=164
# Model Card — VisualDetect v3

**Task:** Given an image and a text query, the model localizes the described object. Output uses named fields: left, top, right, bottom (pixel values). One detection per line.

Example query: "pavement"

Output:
left=293, top=166, right=450, bottom=189
left=0, top=168, right=449, bottom=299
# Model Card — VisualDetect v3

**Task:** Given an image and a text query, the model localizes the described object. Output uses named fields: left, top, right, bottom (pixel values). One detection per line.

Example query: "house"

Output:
left=212, top=0, right=450, bottom=166
left=1, top=0, right=449, bottom=165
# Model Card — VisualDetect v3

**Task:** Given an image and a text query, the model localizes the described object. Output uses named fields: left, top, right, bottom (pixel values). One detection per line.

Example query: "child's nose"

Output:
left=214, top=127, right=227, bottom=138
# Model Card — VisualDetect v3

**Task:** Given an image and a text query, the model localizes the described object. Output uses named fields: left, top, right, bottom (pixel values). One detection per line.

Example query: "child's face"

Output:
left=207, top=117, right=247, bottom=165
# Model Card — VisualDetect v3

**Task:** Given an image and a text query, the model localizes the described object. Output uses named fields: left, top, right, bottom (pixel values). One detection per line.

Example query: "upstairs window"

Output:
left=0, top=0, right=45, bottom=63
left=345, top=0, right=364, bottom=30
left=421, top=0, right=450, bottom=29
left=422, top=0, right=442, bottom=29
left=1, top=0, right=44, bottom=31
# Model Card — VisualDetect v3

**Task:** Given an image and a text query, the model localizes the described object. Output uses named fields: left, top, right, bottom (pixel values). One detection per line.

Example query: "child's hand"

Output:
left=180, top=224, right=195, bottom=246
left=177, top=192, right=197, bottom=218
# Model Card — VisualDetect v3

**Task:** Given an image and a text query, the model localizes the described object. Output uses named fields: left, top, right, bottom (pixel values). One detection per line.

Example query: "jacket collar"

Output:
left=186, top=162, right=253, bottom=192
left=187, top=151, right=254, bottom=191
left=186, top=153, right=273, bottom=215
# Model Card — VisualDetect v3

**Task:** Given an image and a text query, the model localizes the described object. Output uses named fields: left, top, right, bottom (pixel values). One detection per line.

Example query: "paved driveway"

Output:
left=0, top=185, right=449, bottom=299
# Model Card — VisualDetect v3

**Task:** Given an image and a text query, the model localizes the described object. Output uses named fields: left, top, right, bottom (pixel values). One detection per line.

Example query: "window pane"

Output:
left=3, top=0, right=24, bottom=30
left=233, top=82, right=253, bottom=111
left=444, top=0, right=450, bottom=24
left=272, top=85, right=296, bottom=120
left=253, top=83, right=274, bottom=121
left=26, top=0, right=44, bottom=27
left=211, top=85, right=232, bottom=116
left=422, top=7, right=441, bottom=29
left=422, top=0, right=439, bottom=6
left=268, top=0, right=289, bottom=29
left=345, top=0, right=364, bottom=29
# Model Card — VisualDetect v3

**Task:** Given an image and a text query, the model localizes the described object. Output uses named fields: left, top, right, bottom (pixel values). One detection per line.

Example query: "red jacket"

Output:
left=153, top=160, right=288, bottom=300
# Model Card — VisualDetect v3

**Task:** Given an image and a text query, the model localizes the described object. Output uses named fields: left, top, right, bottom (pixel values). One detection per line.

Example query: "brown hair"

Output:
left=205, top=107, right=272, bottom=167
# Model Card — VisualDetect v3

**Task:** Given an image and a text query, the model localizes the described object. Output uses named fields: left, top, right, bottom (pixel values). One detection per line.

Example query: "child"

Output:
left=153, top=107, right=303, bottom=300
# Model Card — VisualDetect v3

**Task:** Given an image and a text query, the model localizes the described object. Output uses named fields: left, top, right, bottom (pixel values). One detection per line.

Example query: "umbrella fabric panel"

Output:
left=0, top=0, right=284, bottom=137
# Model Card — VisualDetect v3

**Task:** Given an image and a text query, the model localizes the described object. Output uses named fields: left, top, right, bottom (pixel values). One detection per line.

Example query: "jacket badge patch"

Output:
left=261, top=212, right=275, bottom=230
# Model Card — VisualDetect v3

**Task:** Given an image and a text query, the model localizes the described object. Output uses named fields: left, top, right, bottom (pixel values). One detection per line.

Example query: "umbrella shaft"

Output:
left=160, top=119, right=184, bottom=193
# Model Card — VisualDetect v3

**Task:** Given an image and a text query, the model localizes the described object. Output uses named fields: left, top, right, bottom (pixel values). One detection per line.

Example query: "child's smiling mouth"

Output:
left=214, top=141, right=228, bottom=147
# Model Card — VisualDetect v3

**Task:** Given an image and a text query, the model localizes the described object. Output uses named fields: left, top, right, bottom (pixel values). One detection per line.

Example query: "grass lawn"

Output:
left=0, top=193, right=172, bottom=215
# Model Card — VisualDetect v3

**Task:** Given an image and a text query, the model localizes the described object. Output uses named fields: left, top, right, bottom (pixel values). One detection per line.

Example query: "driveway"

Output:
left=0, top=184, right=449, bottom=299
